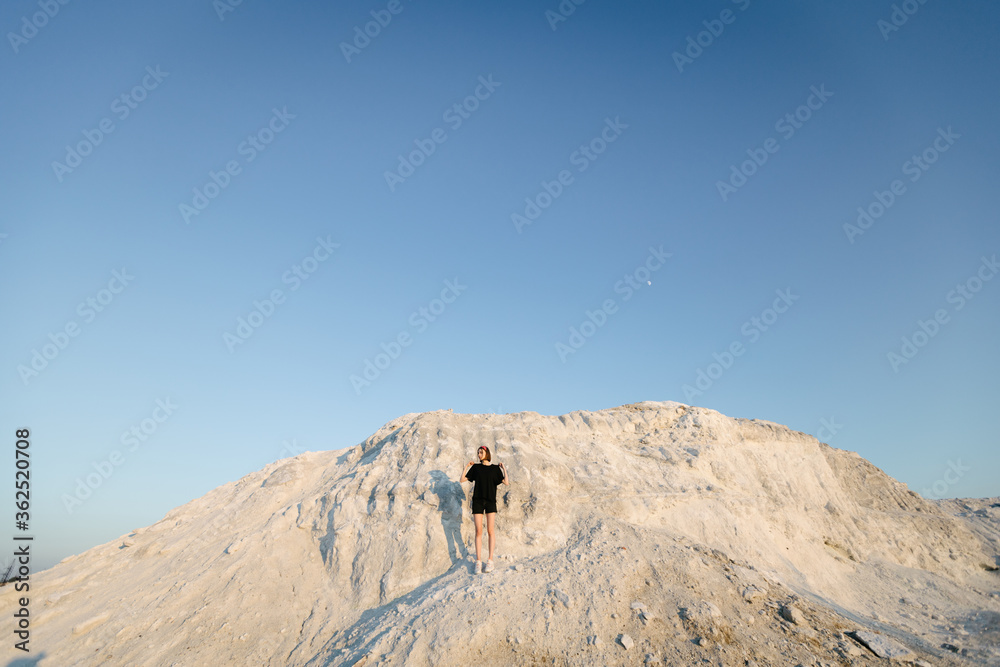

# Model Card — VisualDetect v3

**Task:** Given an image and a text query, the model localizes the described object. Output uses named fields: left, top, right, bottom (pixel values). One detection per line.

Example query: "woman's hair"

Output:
left=478, top=446, right=491, bottom=463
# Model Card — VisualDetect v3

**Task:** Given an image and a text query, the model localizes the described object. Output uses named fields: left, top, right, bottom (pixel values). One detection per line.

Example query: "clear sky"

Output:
left=2, top=0, right=998, bottom=571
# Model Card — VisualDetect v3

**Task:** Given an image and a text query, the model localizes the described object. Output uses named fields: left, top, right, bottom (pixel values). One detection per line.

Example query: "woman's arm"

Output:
left=460, top=460, right=474, bottom=482
left=500, top=461, right=510, bottom=485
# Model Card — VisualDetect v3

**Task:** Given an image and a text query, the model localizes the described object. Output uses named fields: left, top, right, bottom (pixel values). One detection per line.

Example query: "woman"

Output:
left=460, top=445, right=509, bottom=574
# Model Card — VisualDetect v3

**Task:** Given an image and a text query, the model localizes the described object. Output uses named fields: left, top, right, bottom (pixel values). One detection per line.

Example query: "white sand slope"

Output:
left=3, top=401, right=998, bottom=666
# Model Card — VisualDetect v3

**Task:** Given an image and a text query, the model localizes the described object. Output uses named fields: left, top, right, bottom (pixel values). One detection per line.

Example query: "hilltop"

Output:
left=4, top=401, right=999, bottom=666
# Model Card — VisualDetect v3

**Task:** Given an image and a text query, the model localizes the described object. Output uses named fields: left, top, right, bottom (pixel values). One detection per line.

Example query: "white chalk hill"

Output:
left=6, top=402, right=999, bottom=666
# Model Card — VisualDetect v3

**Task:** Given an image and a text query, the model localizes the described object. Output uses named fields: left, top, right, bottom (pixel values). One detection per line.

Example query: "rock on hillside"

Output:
left=3, top=401, right=998, bottom=666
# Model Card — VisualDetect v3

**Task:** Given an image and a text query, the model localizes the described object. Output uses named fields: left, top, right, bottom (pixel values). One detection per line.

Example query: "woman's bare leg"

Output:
left=474, top=513, right=484, bottom=562
left=486, top=512, right=496, bottom=562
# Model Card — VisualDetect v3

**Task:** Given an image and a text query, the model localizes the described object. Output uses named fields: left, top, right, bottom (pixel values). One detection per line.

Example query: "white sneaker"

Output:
left=484, top=560, right=494, bottom=573
left=474, top=561, right=482, bottom=574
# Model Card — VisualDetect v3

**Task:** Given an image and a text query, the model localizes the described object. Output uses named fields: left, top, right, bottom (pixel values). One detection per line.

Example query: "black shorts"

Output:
left=471, top=498, right=497, bottom=515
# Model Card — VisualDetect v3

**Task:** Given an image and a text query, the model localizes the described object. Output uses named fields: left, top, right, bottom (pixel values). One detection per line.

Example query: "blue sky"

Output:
left=2, top=0, right=998, bottom=571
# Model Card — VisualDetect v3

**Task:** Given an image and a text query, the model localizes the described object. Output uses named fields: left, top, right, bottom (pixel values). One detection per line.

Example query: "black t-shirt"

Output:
left=466, top=463, right=505, bottom=501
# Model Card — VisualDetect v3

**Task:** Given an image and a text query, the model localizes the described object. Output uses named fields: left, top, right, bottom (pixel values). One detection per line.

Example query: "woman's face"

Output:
left=478, top=448, right=486, bottom=461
